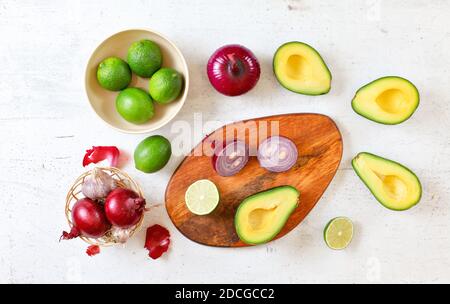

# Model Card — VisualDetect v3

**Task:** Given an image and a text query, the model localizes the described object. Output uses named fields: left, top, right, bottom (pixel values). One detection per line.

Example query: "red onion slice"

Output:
left=212, top=140, right=249, bottom=176
left=257, top=136, right=298, bottom=172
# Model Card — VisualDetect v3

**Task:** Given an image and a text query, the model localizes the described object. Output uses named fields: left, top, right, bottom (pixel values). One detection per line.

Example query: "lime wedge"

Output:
left=185, top=179, right=220, bottom=215
left=324, top=217, right=353, bottom=250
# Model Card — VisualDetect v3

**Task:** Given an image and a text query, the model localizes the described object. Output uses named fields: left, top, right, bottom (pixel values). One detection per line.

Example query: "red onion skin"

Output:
left=83, top=146, right=120, bottom=167
left=65, top=198, right=111, bottom=239
left=145, top=224, right=171, bottom=260
left=105, top=188, right=145, bottom=228
left=207, top=44, right=260, bottom=96
left=86, top=245, right=100, bottom=256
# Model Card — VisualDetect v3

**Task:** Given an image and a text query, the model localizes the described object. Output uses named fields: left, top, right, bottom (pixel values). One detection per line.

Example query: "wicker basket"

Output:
left=65, top=167, right=145, bottom=247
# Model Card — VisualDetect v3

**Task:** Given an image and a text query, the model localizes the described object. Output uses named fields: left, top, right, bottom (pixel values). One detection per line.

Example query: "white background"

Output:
left=1, top=0, right=449, bottom=283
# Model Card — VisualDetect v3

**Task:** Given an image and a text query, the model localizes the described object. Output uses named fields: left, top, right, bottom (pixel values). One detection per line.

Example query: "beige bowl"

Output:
left=85, top=29, right=189, bottom=133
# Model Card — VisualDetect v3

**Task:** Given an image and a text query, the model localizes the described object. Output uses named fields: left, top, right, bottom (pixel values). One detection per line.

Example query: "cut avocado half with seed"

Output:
left=234, top=185, right=299, bottom=245
left=351, top=76, right=420, bottom=125
left=352, top=152, right=422, bottom=211
left=273, top=41, right=332, bottom=95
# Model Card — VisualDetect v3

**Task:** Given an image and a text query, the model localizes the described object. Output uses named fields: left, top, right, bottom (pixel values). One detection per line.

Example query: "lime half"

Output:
left=324, top=217, right=353, bottom=250
left=185, top=179, right=219, bottom=215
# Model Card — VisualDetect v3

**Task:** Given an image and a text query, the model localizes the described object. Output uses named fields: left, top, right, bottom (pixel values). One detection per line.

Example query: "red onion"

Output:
left=60, top=198, right=111, bottom=240
left=104, top=188, right=145, bottom=228
left=257, top=136, right=298, bottom=172
left=212, top=140, right=249, bottom=176
left=207, top=44, right=260, bottom=96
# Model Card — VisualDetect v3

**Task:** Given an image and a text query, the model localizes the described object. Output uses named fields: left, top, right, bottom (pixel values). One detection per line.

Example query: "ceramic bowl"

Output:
left=85, top=29, right=189, bottom=133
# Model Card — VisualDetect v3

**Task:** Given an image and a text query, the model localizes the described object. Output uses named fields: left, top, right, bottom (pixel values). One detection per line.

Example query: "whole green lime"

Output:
left=97, top=57, right=131, bottom=91
left=134, top=135, right=172, bottom=173
left=148, top=68, right=183, bottom=104
left=127, top=40, right=162, bottom=78
left=116, top=88, right=154, bottom=124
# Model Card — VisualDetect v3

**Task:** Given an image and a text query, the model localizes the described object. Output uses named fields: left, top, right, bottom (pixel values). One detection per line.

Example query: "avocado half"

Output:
left=234, top=185, right=300, bottom=245
left=351, top=76, right=420, bottom=125
left=352, top=152, right=422, bottom=211
left=273, top=41, right=332, bottom=95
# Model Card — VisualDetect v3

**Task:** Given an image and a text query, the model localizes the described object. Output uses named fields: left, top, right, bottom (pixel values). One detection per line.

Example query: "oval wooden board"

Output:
left=165, top=113, right=343, bottom=247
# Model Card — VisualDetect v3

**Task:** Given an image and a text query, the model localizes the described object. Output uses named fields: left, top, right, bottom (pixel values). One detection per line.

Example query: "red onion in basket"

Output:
left=212, top=140, right=249, bottom=176
left=207, top=44, right=260, bottom=96
left=105, top=188, right=146, bottom=228
left=60, top=198, right=111, bottom=240
left=257, top=136, right=298, bottom=172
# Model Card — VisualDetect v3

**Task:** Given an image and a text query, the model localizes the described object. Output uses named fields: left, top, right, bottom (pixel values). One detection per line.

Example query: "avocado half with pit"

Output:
left=352, top=76, right=420, bottom=124
left=273, top=41, right=332, bottom=95
left=352, top=152, right=422, bottom=211
left=234, top=185, right=299, bottom=245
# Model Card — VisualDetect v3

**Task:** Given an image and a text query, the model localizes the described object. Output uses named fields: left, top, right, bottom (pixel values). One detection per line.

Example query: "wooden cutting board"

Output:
left=165, top=113, right=343, bottom=247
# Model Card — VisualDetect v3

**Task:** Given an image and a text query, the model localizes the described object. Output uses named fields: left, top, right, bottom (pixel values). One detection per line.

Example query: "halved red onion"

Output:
left=257, top=136, right=298, bottom=172
left=212, top=140, right=249, bottom=176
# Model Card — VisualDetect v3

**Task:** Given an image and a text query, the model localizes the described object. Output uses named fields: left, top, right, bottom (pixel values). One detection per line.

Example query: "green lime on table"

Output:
left=116, top=88, right=154, bottom=124
left=149, top=68, right=183, bottom=104
left=127, top=39, right=162, bottom=78
left=134, top=135, right=171, bottom=173
left=185, top=179, right=220, bottom=215
left=97, top=57, right=131, bottom=91
left=324, top=217, right=353, bottom=250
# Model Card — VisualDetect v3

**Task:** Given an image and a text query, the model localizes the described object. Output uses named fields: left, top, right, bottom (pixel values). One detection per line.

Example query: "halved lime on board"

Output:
left=185, top=179, right=220, bottom=215
left=324, top=217, right=354, bottom=250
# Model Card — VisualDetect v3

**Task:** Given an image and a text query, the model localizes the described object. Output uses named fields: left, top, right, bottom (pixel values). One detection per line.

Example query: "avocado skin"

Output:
left=234, top=185, right=299, bottom=245
left=351, top=76, right=420, bottom=125
left=351, top=152, right=422, bottom=211
left=273, top=41, right=332, bottom=96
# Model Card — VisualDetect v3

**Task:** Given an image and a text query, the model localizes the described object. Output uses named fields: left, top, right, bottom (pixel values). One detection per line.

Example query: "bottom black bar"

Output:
left=0, top=283, right=438, bottom=303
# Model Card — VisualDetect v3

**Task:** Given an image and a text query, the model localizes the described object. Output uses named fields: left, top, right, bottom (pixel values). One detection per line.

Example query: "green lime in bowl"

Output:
left=127, top=39, right=162, bottom=78
left=96, top=57, right=131, bottom=91
left=116, top=88, right=154, bottom=124
left=149, top=68, right=183, bottom=104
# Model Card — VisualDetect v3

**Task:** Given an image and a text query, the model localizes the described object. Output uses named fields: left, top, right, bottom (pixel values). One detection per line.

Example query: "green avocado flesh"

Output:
left=352, top=152, right=422, bottom=211
left=235, top=186, right=299, bottom=245
left=351, top=76, right=419, bottom=124
left=273, top=42, right=332, bottom=95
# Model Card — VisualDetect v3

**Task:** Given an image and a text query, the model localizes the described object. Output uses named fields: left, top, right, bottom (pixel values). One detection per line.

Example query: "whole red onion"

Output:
left=105, top=188, right=146, bottom=228
left=61, top=198, right=111, bottom=240
left=207, top=44, right=260, bottom=96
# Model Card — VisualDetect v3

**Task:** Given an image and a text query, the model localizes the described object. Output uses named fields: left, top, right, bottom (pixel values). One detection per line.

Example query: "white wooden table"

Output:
left=1, top=0, right=449, bottom=283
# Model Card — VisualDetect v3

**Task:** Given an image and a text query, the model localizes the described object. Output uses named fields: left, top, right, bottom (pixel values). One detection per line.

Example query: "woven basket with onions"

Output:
left=65, top=167, right=145, bottom=247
